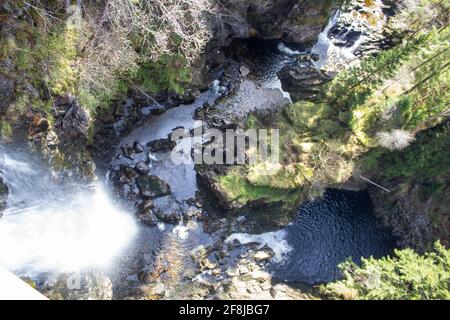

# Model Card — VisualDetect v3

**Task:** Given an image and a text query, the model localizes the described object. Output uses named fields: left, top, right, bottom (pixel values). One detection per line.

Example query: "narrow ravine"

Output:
left=0, top=5, right=398, bottom=299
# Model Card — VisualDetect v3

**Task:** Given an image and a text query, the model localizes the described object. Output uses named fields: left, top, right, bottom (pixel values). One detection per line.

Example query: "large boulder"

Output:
left=54, top=94, right=90, bottom=140
left=136, top=175, right=171, bottom=199
left=247, top=0, right=335, bottom=44
left=277, top=63, right=331, bottom=102
left=146, top=138, right=176, bottom=153
left=29, top=113, right=50, bottom=135
left=0, top=75, right=14, bottom=113
left=136, top=200, right=158, bottom=226
left=60, top=102, right=90, bottom=139
left=134, top=161, right=150, bottom=175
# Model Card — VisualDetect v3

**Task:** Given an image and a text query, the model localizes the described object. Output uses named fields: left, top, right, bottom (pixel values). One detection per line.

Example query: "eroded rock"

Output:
left=277, top=63, right=330, bottom=102
left=0, top=75, right=14, bottom=113
left=29, top=113, right=50, bottom=135
left=122, top=143, right=136, bottom=160
left=146, top=138, right=176, bottom=153
left=135, top=200, right=158, bottom=226
left=136, top=175, right=171, bottom=199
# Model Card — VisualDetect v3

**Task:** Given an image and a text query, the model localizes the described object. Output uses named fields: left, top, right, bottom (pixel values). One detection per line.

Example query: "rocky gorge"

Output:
left=0, top=0, right=449, bottom=300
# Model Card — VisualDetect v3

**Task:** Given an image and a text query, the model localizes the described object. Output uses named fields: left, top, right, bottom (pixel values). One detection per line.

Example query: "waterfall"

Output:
left=0, top=147, right=137, bottom=275
left=311, top=10, right=366, bottom=73
left=311, top=0, right=386, bottom=74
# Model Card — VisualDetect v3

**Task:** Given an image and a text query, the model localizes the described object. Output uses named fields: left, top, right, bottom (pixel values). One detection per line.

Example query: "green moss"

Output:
left=217, top=168, right=300, bottom=207
left=245, top=114, right=261, bottom=129
left=34, top=27, right=78, bottom=95
left=133, top=54, right=192, bottom=95
left=79, top=78, right=128, bottom=113
left=282, top=101, right=334, bottom=133
left=0, top=120, right=12, bottom=138
left=9, top=92, right=30, bottom=115
left=0, top=21, right=81, bottom=121
left=49, top=151, right=69, bottom=171
left=86, top=122, right=96, bottom=145
left=367, top=121, right=450, bottom=179
left=12, top=23, right=79, bottom=94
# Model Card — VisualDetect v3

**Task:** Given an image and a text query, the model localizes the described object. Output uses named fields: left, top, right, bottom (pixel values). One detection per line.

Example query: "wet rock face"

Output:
left=212, top=0, right=334, bottom=46
left=136, top=175, right=172, bottom=199
left=310, top=0, right=389, bottom=74
left=110, top=164, right=182, bottom=225
left=0, top=177, right=8, bottom=215
left=134, top=161, right=150, bottom=175
left=0, top=75, right=14, bottom=113
left=136, top=200, right=158, bottom=226
left=190, top=238, right=312, bottom=300
left=369, top=182, right=445, bottom=252
left=277, top=62, right=331, bottom=102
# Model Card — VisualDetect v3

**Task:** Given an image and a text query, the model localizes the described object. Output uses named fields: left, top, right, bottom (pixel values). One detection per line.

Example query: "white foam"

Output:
left=311, top=2, right=386, bottom=73
left=173, top=224, right=189, bottom=240
left=277, top=43, right=302, bottom=56
left=226, top=230, right=292, bottom=263
left=0, top=186, right=137, bottom=274
left=157, top=222, right=166, bottom=231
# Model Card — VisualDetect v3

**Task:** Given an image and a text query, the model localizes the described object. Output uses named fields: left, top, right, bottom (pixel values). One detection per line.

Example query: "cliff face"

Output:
left=247, top=0, right=336, bottom=43
left=368, top=121, right=450, bottom=251
left=209, top=0, right=337, bottom=46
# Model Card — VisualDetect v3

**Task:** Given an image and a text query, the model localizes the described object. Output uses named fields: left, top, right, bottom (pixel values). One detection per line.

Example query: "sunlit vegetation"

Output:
left=0, top=0, right=211, bottom=127
left=321, top=242, right=450, bottom=300
left=218, top=0, right=449, bottom=202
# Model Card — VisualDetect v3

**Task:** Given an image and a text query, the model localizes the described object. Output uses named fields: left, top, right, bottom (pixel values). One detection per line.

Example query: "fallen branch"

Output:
left=359, top=174, right=391, bottom=193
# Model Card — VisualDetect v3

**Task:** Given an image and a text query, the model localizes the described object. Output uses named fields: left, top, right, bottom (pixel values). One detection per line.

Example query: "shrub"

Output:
left=321, top=242, right=450, bottom=300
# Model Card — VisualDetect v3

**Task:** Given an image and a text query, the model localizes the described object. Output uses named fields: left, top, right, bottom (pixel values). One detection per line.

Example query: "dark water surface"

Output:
left=271, top=189, right=396, bottom=284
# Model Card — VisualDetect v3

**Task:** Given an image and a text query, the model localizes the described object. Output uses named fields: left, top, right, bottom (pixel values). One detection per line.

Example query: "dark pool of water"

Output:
left=271, top=189, right=396, bottom=284
left=223, top=38, right=305, bottom=82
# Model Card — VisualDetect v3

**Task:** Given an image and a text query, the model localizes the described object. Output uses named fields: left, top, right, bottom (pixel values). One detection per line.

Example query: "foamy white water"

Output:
left=277, top=43, right=303, bottom=56
left=226, top=230, right=292, bottom=263
left=0, top=148, right=136, bottom=274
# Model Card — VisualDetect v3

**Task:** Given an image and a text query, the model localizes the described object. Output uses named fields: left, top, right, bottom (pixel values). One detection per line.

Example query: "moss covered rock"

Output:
left=136, top=175, right=172, bottom=199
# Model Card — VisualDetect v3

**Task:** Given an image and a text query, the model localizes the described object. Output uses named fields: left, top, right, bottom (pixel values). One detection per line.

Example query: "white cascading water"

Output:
left=0, top=147, right=136, bottom=275
left=311, top=11, right=366, bottom=73
left=311, top=0, right=386, bottom=74
left=277, top=43, right=304, bottom=56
